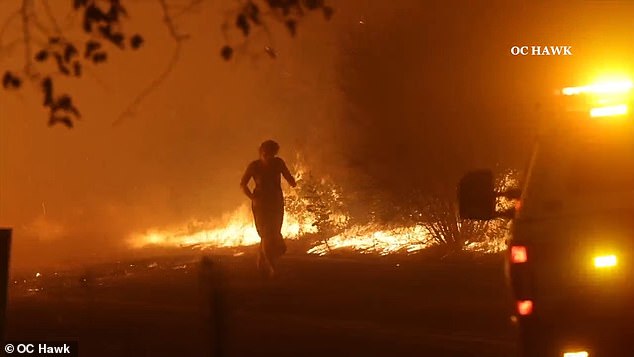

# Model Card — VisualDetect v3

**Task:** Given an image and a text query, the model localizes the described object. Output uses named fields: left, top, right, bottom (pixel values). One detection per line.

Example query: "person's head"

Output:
left=259, top=140, right=280, bottom=163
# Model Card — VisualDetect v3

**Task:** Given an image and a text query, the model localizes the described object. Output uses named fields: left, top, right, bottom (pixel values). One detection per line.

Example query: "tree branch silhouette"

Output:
left=113, top=0, right=191, bottom=126
left=20, top=0, right=34, bottom=76
left=1, top=0, right=334, bottom=128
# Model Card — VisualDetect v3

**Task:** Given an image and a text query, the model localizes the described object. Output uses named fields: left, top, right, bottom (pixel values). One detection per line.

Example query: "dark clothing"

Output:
left=252, top=192, right=286, bottom=260
left=241, top=158, right=293, bottom=262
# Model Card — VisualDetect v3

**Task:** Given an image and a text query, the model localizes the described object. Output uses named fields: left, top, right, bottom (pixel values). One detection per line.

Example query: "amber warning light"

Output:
left=516, top=300, right=533, bottom=316
left=511, top=245, right=528, bottom=264
left=560, top=79, right=632, bottom=119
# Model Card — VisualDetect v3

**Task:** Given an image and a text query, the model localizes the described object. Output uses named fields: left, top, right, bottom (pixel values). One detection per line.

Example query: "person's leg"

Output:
left=254, top=198, right=283, bottom=278
left=253, top=203, right=272, bottom=277
left=257, top=243, right=273, bottom=278
left=267, top=200, right=286, bottom=272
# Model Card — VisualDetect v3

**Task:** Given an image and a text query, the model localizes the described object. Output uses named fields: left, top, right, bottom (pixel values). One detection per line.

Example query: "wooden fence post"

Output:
left=0, top=229, right=12, bottom=341
left=200, top=255, right=226, bottom=357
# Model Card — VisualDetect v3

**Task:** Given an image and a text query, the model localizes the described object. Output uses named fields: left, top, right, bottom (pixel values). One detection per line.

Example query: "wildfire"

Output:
left=129, top=161, right=513, bottom=255
left=129, top=203, right=317, bottom=249
left=307, top=224, right=431, bottom=256
left=130, top=208, right=433, bottom=255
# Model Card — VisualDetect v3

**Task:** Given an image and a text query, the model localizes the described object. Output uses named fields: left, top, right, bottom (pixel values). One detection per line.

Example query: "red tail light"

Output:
left=511, top=245, right=528, bottom=263
left=517, top=300, right=533, bottom=316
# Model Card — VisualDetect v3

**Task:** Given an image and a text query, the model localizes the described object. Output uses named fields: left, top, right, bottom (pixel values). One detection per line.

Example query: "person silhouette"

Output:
left=240, top=140, right=296, bottom=278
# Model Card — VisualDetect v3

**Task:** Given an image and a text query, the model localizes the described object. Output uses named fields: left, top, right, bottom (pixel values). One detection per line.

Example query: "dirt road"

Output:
left=6, top=253, right=517, bottom=357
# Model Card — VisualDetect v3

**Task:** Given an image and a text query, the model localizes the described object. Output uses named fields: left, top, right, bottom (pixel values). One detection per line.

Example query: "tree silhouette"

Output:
left=0, top=0, right=333, bottom=128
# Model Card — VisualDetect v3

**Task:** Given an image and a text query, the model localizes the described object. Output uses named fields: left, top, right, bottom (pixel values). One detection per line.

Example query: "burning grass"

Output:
left=129, top=160, right=514, bottom=256
left=307, top=224, right=431, bottom=256
left=128, top=203, right=316, bottom=249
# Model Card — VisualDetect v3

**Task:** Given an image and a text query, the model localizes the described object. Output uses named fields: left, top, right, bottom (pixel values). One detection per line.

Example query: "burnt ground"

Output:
left=6, top=252, right=518, bottom=357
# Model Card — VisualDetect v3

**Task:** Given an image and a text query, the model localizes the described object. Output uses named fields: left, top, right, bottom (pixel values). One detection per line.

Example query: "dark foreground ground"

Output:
left=6, top=252, right=517, bottom=357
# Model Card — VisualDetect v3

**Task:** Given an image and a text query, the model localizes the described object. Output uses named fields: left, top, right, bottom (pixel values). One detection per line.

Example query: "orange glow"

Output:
left=589, top=104, right=628, bottom=118
left=562, top=80, right=632, bottom=96
left=511, top=245, right=528, bottom=263
left=563, top=351, right=589, bottom=357
left=128, top=203, right=317, bottom=249
left=129, top=162, right=514, bottom=255
left=129, top=205, right=435, bottom=255
left=517, top=300, right=533, bottom=316
left=593, top=254, right=617, bottom=268
left=307, top=225, right=432, bottom=256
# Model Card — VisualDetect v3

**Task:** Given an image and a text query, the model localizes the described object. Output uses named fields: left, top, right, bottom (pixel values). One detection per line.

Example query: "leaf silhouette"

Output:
left=221, top=46, right=233, bottom=61
left=1, top=72, right=11, bottom=89
left=64, top=44, right=78, bottom=62
left=106, top=6, right=120, bottom=22
left=130, top=35, right=143, bottom=50
left=55, top=95, right=81, bottom=118
left=35, top=50, right=49, bottom=62
left=236, top=14, right=250, bottom=36
left=110, top=32, right=125, bottom=48
left=41, top=77, right=53, bottom=106
left=98, top=25, right=112, bottom=38
left=60, top=117, right=73, bottom=128
left=49, top=116, right=73, bottom=128
left=285, top=19, right=297, bottom=36
left=303, top=0, right=324, bottom=10
left=73, top=0, right=87, bottom=10
left=82, top=16, right=92, bottom=32
left=54, top=54, right=70, bottom=75
left=246, top=2, right=261, bottom=24
left=10, top=77, right=21, bottom=89
left=86, top=5, right=106, bottom=23
left=84, top=40, right=101, bottom=58
left=2, top=72, right=21, bottom=89
left=73, top=62, right=82, bottom=77
left=92, top=52, right=108, bottom=64
left=57, top=95, right=71, bottom=108
left=323, top=6, right=334, bottom=20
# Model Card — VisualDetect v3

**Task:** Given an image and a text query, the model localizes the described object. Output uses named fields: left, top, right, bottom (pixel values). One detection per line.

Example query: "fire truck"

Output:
left=458, top=78, right=634, bottom=357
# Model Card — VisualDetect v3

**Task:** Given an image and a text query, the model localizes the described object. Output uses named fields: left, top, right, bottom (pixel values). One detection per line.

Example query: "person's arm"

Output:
left=280, top=159, right=297, bottom=187
left=240, top=163, right=255, bottom=199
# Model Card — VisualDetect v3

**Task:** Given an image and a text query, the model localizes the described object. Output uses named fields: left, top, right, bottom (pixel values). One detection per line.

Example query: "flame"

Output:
left=464, top=238, right=508, bottom=253
left=129, top=203, right=317, bottom=249
left=129, top=160, right=513, bottom=255
left=307, top=224, right=431, bottom=256
left=130, top=208, right=433, bottom=255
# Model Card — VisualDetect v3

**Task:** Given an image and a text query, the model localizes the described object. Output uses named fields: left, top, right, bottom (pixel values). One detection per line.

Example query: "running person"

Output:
left=240, top=140, right=296, bottom=277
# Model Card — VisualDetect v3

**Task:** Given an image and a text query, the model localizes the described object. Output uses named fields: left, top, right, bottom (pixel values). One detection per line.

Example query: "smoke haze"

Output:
left=1, top=0, right=633, bottom=269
